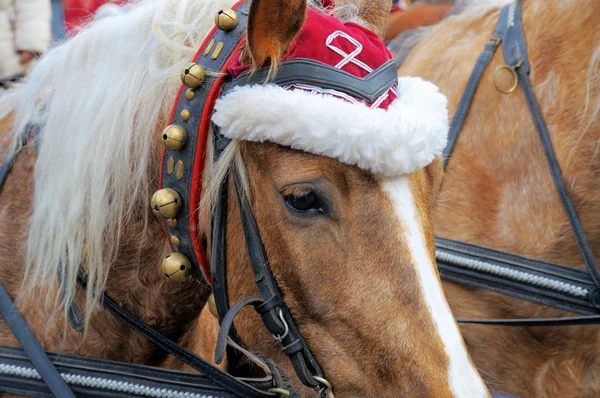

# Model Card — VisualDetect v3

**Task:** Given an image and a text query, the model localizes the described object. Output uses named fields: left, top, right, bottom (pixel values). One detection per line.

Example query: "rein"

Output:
left=435, top=0, right=600, bottom=325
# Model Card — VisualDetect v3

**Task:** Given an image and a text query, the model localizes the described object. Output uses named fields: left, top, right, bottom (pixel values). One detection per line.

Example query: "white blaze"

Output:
left=380, top=176, right=488, bottom=398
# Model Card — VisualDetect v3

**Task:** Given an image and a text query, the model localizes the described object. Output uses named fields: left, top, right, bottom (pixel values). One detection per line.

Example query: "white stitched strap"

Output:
left=436, top=249, right=589, bottom=297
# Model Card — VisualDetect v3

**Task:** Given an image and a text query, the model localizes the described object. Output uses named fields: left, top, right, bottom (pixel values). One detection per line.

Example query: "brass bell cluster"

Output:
left=155, top=8, right=239, bottom=282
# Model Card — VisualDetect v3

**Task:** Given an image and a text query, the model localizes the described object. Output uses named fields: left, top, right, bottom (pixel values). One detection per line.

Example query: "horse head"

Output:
left=191, top=0, right=489, bottom=395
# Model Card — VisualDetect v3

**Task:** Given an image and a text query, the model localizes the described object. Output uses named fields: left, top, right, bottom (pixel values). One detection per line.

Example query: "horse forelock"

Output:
left=0, top=0, right=239, bottom=328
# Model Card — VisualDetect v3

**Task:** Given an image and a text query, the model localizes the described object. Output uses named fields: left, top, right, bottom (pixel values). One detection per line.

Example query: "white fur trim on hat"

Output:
left=212, top=77, right=448, bottom=176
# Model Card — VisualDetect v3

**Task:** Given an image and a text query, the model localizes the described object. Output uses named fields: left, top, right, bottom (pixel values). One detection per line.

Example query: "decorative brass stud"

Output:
left=162, top=252, right=192, bottom=281
left=180, top=109, right=190, bottom=123
left=167, top=219, right=178, bottom=228
left=176, top=160, right=184, bottom=180
left=151, top=188, right=183, bottom=219
left=167, top=156, right=175, bottom=175
left=203, top=39, right=215, bottom=57
left=170, top=235, right=181, bottom=247
left=185, top=89, right=195, bottom=101
left=162, top=124, right=187, bottom=150
left=208, top=293, right=219, bottom=318
left=180, top=63, right=205, bottom=88
left=211, top=42, right=224, bottom=60
left=215, top=9, right=238, bottom=32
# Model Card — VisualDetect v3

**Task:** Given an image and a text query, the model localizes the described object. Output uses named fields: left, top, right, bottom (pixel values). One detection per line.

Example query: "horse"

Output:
left=0, top=0, right=491, bottom=396
left=394, top=0, right=600, bottom=396
left=384, top=1, right=454, bottom=42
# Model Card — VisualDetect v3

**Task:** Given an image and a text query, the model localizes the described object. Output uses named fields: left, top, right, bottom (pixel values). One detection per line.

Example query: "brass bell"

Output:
left=180, top=63, right=205, bottom=88
left=162, top=252, right=192, bottom=281
left=162, top=124, right=187, bottom=150
left=151, top=188, right=183, bottom=219
left=207, top=293, right=219, bottom=318
left=215, top=9, right=238, bottom=32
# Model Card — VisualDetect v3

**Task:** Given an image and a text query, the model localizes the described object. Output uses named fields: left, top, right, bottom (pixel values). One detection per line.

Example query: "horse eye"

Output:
left=283, top=189, right=322, bottom=213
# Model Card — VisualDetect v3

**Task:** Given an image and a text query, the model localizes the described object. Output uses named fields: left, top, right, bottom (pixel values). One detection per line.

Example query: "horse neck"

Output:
left=91, top=185, right=210, bottom=364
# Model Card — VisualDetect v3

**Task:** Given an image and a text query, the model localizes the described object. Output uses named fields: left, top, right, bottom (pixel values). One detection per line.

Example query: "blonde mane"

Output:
left=0, top=0, right=243, bottom=326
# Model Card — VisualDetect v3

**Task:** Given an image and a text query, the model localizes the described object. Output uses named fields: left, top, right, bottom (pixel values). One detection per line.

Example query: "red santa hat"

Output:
left=212, top=8, right=447, bottom=177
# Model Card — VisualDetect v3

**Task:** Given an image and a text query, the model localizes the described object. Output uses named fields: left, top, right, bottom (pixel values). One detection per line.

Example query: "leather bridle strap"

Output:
left=232, top=165, right=325, bottom=390
left=499, top=1, right=600, bottom=288
left=458, top=314, right=600, bottom=327
left=0, top=345, right=265, bottom=398
left=442, top=30, right=502, bottom=166
left=0, top=132, right=75, bottom=397
left=75, top=272, right=274, bottom=397
left=209, top=127, right=328, bottom=392
left=437, top=237, right=600, bottom=315
left=229, top=58, right=399, bottom=103
left=514, top=63, right=600, bottom=286
left=0, top=282, right=75, bottom=397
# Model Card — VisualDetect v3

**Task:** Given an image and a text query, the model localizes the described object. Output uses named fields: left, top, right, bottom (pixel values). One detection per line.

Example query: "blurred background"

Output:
left=2, top=0, right=454, bottom=88
left=1, top=0, right=128, bottom=87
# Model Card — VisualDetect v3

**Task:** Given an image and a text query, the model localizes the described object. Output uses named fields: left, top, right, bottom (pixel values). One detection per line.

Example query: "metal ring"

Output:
left=273, top=309, right=290, bottom=342
left=314, top=376, right=335, bottom=398
left=493, top=64, right=519, bottom=94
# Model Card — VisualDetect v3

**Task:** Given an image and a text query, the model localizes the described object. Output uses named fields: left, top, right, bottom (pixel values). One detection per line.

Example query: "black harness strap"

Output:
left=0, top=345, right=260, bottom=398
left=458, top=315, right=600, bottom=327
left=230, top=166, right=325, bottom=389
left=0, top=134, right=75, bottom=396
left=0, top=283, right=75, bottom=397
left=57, top=267, right=84, bottom=333
left=438, top=238, right=600, bottom=315
left=76, top=272, right=274, bottom=397
left=209, top=125, right=327, bottom=392
left=514, top=65, right=600, bottom=286
left=229, top=58, right=399, bottom=103
left=442, top=33, right=501, bottom=166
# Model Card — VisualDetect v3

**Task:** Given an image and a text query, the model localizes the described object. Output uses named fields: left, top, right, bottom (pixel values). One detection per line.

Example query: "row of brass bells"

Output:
left=151, top=188, right=182, bottom=219
left=162, top=252, right=192, bottom=281
left=160, top=8, right=239, bottom=284
left=215, top=9, right=238, bottom=32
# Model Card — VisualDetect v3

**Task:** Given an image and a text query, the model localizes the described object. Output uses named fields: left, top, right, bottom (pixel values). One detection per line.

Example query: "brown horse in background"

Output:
left=385, top=1, right=454, bottom=42
left=0, top=0, right=492, bottom=396
left=395, top=0, right=600, bottom=396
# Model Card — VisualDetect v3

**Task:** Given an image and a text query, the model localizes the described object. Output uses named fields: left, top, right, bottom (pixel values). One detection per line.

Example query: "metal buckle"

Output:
left=314, top=376, right=335, bottom=398
left=490, top=35, right=501, bottom=48
left=273, top=309, right=290, bottom=342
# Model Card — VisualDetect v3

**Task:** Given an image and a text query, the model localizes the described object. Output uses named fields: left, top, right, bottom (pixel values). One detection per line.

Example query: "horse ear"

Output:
left=334, top=0, right=389, bottom=39
left=246, top=0, right=307, bottom=69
